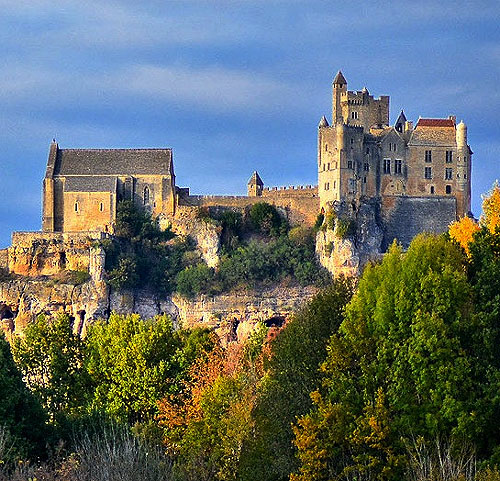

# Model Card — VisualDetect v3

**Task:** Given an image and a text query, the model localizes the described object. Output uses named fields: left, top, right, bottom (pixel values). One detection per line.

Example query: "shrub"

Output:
left=176, top=263, right=216, bottom=298
left=249, top=202, right=288, bottom=237
left=335, top=217, right=356, bottom=239
left=314, top=212, right=325, bottom=231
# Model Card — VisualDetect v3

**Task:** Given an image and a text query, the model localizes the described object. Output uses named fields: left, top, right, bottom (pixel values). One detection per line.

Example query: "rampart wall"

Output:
left=178, top=185, right=320, bottom=225
left=382, top=196, right=456, bottom=250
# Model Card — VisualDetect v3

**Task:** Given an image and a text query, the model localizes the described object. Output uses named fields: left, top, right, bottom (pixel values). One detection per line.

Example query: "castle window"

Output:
left=364, top=163, right=369, bottom=172
left=350, top=138, right=354, bottom=145
left=325, top=144, right=328, bottom=151
left=351, top=111, right=359, bottom=119
left=445, top=168, right=453, bottom=180
left=366, top=148, right=370, bottom=154
left=324, top=182, right=330, bottom=190
left=430, top=186, right=435, bottom=194
left=74, top=202, right=79, bottom=212
left=446, top=185, right=452, bottom=194
left=333, top=181, right=336, bottom=189
left=348, top=160, right=353, bottom=169
left=425, top=167, right=432, bottom=179
left=425, top=150, right=432, bottom=162
left=99, top=202, right=104, bottom=212
left=464, top=173, right=467, bottom=179
left=143, top=186, right=150, bottom=205
left=383, top=158, right=391, bottom=174
left=446, top=150, right=453, bottom=163
left=394, top=159, right=402, bottom=174
left=327, top=163, right=330, bottom=170
left=349, top=178, right=356, bottom=193
left=363, top=176, right=367, bottom=184
left=389, top=143, right=397, bottom=152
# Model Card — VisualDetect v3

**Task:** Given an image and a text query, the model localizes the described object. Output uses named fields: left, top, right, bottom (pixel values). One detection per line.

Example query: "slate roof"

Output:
left=64, top=176, right=117, bottom=193
left=333, top=70, right=347, bottom=85
left=248, top=171, right=264, bottom=186
left=53, top=148, right=172, bottom=176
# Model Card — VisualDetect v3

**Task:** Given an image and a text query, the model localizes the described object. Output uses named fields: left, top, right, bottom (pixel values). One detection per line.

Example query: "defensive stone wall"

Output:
left=382, top=196, right=456, bottom=250
left=178, top=185, right=320, bottom=225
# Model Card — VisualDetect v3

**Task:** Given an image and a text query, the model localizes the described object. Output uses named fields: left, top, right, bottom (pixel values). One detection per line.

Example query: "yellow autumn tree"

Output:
left=481, top=182, right=500, bottom=233
left=449, top=216, right=479, bottom=256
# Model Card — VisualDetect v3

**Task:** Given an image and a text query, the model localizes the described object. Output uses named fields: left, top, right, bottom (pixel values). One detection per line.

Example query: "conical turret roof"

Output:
left=333, top=70, right=347, bottom=85
left=248, top=171, right=263, bottom=186
left=318, top=115, right=329, bottom=128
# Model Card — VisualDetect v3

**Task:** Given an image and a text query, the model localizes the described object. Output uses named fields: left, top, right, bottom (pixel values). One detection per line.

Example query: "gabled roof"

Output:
left=248, top=171, right=264, bottom=186
left=395, top=110, right=407, bottom=125
left=333, top=70, right=347, bottom=85
left=52, top=148, right=173, bottom=177
left=416, top=118, right=455, bottom=128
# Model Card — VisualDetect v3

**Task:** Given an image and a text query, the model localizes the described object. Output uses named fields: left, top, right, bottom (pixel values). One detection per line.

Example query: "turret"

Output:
left=456, top=121, right=467, bottom=147
left=332, top=70, right=347, bottom=125
left=247, top=171, right=264, bottom=197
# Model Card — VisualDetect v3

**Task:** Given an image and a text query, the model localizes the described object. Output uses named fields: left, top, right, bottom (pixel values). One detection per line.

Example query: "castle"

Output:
left=39, top=71, right=472, bottom=250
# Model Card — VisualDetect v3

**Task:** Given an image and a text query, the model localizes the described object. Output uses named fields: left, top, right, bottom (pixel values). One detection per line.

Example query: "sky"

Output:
left=1, top=0, right=499, bottom=247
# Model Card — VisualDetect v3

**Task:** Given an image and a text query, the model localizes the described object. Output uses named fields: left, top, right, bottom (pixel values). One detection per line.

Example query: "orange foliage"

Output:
left=482, top=183, right=500, bottom=234
left=449, top=216, right=479, bottom=256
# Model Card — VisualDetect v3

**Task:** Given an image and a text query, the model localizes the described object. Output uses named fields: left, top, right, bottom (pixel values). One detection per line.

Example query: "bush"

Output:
left=335, top=217, right=356, bottom=239
left=176, top=263, right=216, bottom=298
left=249, top=202, right=288, bottom=237
left=314, top=213, right=325, bottom=231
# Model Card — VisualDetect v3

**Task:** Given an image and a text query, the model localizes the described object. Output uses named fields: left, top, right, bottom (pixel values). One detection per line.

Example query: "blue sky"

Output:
left=1, top=0, right=499, bottom=247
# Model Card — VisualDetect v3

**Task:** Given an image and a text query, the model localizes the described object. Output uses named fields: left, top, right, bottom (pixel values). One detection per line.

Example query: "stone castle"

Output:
left=40, top=71, right=472, bottom=251
left=0, top=70, right=474, bottom=337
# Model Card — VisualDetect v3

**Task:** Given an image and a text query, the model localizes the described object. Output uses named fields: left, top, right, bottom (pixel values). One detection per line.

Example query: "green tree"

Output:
left=0, top=334, right=47, bottom=460
left=293, top=235, right=475, bottom=481
left=12, top=314, right=88, bottom=420
left=85, top=313, right=214, bottom=425
left=239, top=277, right=354, bottom=481
left=248, top=202, right=287, bottom=237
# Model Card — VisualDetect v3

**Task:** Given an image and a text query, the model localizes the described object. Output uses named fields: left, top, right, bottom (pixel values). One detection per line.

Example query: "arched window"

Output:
left=143, top=186, right=150, bottom=205
left=74, top=202, right=79, bottom=212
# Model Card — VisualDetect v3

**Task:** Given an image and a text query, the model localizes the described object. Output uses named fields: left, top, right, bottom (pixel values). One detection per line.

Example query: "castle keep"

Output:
left=318, top=71, right=472, bottom=219
left=38, top=71, right=472, bottom=252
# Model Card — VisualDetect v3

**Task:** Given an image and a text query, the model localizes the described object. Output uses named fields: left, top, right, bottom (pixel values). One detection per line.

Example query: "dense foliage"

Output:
left=105, top=201, right=330, bottom=297
left=8, top=187, right=500, bottom=480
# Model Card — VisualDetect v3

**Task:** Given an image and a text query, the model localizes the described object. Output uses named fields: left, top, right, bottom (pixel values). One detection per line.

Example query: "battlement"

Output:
left=262, top=184, right=316, bottom=192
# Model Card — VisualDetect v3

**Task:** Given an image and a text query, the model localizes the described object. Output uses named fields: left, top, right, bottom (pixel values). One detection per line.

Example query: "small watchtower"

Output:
left=247, top=171, right=264, bottom=197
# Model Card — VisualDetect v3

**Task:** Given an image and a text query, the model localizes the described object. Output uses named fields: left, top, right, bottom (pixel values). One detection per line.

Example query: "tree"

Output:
left=0, top=333, right=47, bottom=460
left=12, top=314, right=88, bottom=420
left=293, top=235, right=475, bottom=481
left=449, top=216, right=480, bottom=256
left=239, top=277, right=354, bottom=481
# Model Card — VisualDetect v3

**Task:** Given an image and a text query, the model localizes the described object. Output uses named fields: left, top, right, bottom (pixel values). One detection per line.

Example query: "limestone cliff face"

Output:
left=316, top=199, right=383, bottom=277
left=161, top=206, right=221, bottom=268
left=8, top=232, right=108, bottom=277
left=0, top=277, right=316, bottom=344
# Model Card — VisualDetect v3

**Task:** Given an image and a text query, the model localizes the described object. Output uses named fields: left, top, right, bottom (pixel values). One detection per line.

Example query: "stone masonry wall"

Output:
left=382, top=196, right=456, bottom=250
left=179, top=186, right=320, bottom=226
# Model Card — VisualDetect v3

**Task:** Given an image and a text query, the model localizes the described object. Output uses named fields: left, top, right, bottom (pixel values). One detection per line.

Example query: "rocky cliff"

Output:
left=316, top=199, right=383, bottom=277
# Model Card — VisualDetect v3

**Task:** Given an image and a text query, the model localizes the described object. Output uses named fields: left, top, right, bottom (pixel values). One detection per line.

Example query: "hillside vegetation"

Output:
left=103, top=201, right=330, bottom=296
left=3, top=186, right=500, bottom=480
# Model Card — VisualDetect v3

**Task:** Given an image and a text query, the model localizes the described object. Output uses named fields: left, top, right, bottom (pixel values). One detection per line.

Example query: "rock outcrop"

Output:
left=316, top=199, right=383, bottom=277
